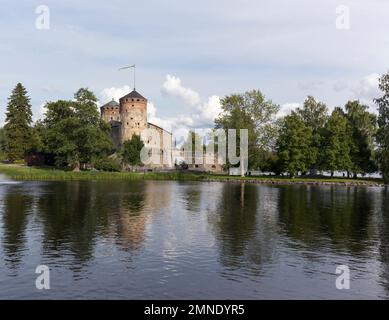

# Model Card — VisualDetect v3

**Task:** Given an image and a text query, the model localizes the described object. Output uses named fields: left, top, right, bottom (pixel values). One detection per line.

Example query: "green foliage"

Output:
left=296, top=96, right=329, bottom=170
left=93, top=157, right=121, bottom=172
left=276, top=112, right=314, bottom=177
left=321, top=108, right=354, bottom=174
left=0, top=127, right=5, bottom=152
left=345, top=100, right=377, bottom=175
left=215, top=89, right=279, bottom=170
left=120, top=134, right=145, bottom=166
left=375, top=72, right=389, bottom=183
left=35, top=89, right=112, bottom=169
left=40, top=88, right=113, bottom=169
left=3, top=83, right=33, bottom=162
left=297, top=96, right=328, bottom=131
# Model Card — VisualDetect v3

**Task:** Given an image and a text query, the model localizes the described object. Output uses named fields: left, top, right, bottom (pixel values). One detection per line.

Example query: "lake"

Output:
left=0, top=180, right=388, bottom=299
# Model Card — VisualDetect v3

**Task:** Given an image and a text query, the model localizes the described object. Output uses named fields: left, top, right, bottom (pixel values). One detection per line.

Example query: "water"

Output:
left=0, top=180, right=388, bottom=299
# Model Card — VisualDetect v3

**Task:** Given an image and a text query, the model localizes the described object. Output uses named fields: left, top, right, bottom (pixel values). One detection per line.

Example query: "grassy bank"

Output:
left=0, top=164, right=384, bottom=186
left=0, top=164, right=206, bottom=181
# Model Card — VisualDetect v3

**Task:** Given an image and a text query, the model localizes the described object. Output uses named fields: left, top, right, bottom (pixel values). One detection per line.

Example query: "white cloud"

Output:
left=33, top=103, right=47, bottom=123
left=161, top=74, right=201, bottom=106
left=147, top=102, right=157, bottom=118
left=278, top=102, right=300, bottom=118
left=351, top=73, right=380, bottom=102
left=194, top=95, right=222, bottom=125
left=99, top=85, right=132, bottom=105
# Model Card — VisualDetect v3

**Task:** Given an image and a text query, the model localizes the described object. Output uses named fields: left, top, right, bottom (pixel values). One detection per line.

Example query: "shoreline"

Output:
left=205, top=177, right=385, bottom=187
left=0, top=164, right=385, bottom=187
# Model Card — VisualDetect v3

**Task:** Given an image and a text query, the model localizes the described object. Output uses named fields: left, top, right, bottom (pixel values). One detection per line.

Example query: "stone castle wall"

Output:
left=119, top=96, right=147, bottom=142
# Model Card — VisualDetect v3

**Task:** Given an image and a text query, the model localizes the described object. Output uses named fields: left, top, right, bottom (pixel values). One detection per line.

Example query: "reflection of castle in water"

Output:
left=108, top=182, right=173, bottom=250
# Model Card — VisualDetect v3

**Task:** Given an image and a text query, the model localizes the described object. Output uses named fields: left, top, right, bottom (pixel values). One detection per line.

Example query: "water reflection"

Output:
left=1, top=188, right=32, bottom=270
left=0, top=180, right=388, bottom=298
left=379, top=187, right=389, bottom=298
left=277, top=186, right=378, bottom=254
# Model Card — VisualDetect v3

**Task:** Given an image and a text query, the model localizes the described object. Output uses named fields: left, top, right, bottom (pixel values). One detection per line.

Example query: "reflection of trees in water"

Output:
left=1, top=189, right=33, bottom=270
left=37, top=181, right=109, bottom=266
left=209, top=183, right=278, bottom=274
left=37, top=181, right=173, bottom=262
left=277, top=186, right=377, bottom=254
left=378, top=187, right=389, bottom=298
left=177, top=182, right=202, bottom=213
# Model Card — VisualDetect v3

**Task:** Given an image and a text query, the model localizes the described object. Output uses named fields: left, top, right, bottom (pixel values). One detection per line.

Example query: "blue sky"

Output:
left=1, top=0, right=388, bottom=131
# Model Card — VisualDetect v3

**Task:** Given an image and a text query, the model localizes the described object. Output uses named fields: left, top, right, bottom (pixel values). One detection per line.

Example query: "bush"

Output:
left=93, top=157, right=121, bottom=172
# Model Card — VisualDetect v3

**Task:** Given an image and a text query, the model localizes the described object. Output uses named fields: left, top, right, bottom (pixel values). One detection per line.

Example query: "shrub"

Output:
left=14, top=159, right=25, bottom=165
left=93, top=157, right=121, bottom=172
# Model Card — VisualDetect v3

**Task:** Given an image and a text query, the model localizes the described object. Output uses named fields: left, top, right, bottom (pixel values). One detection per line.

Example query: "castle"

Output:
left=100, top=89, right=173, bottom=168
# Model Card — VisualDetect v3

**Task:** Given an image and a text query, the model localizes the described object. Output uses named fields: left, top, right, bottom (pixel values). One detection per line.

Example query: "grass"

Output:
left=0, top=163, right=384, bottom=185
left=0, top=164, right=206, bottom=181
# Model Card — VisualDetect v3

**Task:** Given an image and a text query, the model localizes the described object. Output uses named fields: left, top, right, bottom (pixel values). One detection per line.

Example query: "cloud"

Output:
left=278, top=103, right=300, bottom=118
left=351, top=73, right=380, bottom=102
left=99, top=85, right=132, bottom=105
left=194, top=95, right=222, bottom=125
left=33, top=103, right=47, bottom=123
left=161, top=74, right=201, bottom=106
left=147, top=102, right=157, bottom=118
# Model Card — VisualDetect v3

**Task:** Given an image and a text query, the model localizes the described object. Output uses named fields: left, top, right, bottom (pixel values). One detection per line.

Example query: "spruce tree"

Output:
left=4, top=83, right=33, bottom=162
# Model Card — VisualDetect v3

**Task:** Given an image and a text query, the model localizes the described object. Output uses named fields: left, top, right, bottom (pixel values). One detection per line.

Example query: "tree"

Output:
left=182, top=130, right=204, bottom=165
left=321, top=108, right=354, bottom=176
left=296, top=96, right=329, bottom=172
left=215, top=90, right=279, bottom=173
left=345, top=100, right=377, bottom=177
left=0, top=127, right=5, bottom=152
left=3, top=83, right=33, bottom=162
left=120, top=134, right=144, bottom=168
left=375, top=72, right=389, bottom=183
left=42, top=88, right=113, bottom=169
left=276, top=112, right=314, bottom=177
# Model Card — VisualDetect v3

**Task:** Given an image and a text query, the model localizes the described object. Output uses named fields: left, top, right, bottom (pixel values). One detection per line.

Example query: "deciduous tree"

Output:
left=375, top=72, right=389, bottom=183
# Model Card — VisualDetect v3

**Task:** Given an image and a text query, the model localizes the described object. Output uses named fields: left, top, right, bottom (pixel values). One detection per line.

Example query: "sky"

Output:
left=1, top=0, right=389, bottom=135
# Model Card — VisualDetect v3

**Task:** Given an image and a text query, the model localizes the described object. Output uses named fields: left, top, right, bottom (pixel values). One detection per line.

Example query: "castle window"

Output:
left=132, top=99, right=134, bottom=102
left=137, top=99, right=140, bottom=101
left=110, top=117, right=113, bottom=120
left=127, top=122, right=129, bottom=125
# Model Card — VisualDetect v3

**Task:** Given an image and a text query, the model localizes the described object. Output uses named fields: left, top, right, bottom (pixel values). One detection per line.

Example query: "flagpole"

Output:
left=134, top=65, right=136, bottom=90
left=119, top=65, right=136, bottom=91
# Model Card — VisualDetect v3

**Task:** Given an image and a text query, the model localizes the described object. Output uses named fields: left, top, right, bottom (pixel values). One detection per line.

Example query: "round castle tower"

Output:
left=119, top=90, right=148, bottom=142
left=100, top=99, right=120, bottom=123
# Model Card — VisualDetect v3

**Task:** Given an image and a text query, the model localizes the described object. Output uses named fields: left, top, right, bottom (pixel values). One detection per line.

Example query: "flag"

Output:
left=119, top=65, right=135, bottom=70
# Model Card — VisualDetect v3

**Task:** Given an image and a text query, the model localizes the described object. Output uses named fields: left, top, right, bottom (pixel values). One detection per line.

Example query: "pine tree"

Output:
left=4, top=83, right=33, bottom=162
